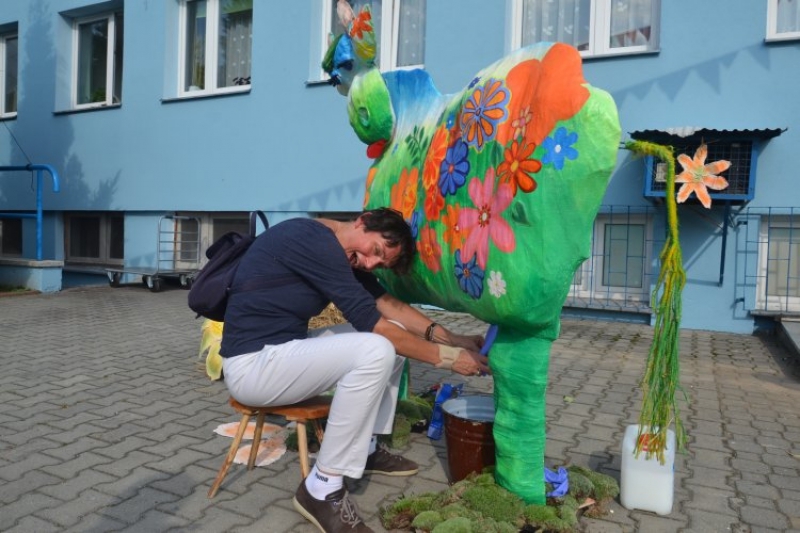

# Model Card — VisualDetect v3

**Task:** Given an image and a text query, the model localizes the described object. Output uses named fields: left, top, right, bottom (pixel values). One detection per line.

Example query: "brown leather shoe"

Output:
left=363, top=445, right=419, bottom=476
left=293, top=481, right=373, bottom=532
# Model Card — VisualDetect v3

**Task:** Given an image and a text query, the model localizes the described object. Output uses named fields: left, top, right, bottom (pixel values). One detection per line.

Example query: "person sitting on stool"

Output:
left=220, top=207, right=489, bottom=533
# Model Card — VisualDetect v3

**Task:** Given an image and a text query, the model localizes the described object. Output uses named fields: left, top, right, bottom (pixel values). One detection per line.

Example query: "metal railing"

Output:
left=0, top=164, right=61, bottom=260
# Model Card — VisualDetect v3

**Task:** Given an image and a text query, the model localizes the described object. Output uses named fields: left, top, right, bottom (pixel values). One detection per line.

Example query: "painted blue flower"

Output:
left=468, top=76, right=481, bottom=89
left=454, top=249, right=485, bottom=299
left=446, top=113, right=455, bottom=129
left=541, top=127, right=579, bottom=170
left=410, top=210, right=421, bottom=239
left=439, top=139, right=469, bottom=196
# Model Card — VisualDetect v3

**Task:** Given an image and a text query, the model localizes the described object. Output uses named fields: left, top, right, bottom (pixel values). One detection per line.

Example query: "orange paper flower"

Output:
left=675, top=143, right=730, bottom=208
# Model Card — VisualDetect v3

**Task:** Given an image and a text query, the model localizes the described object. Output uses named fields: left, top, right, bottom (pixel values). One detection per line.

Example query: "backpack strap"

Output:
left=250, top=211, right=269, bottom=237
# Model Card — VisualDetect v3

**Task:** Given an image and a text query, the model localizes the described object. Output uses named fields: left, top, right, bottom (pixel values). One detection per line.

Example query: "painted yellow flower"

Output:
left=675, top=143, right=730, bottom=208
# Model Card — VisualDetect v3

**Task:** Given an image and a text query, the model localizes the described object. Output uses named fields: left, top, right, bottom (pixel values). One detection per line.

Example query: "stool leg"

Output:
left=296, top=420, right=310, bottom=479
left=248, top=411, right=266, bottom=470
left=208, top=413, right=251, bottom=498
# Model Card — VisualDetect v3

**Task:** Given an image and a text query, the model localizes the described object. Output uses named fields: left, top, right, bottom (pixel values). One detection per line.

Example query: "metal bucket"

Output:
left=441, top=395, right=495, bottom=482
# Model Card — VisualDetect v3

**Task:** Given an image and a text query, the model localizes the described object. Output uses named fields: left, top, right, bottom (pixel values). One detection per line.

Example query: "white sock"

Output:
left=368, top=435, right=378, bottom=455
left=305, top=464, right=343, bottom=500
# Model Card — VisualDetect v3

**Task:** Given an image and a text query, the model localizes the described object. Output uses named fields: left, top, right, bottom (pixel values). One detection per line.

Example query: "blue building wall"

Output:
left=1, top=0, right=797, bottom=333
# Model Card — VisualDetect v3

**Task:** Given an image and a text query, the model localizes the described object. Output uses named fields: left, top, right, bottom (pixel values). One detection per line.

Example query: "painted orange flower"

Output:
left=497, top=43, right=590, bottom=148
left=441, top=204, right=464, bottom=251
left=417, top=225, right=442, bottom=273
left=460, top=78, right=509, bottom=151
left=424, top=186, right=445, bottom=221
left=423, top=126, right=449, bottom=190
left=497, top=139, right=542, bottom=195
left=675, top=143, right=730, bottom=208
left=389, top=167, right=419, bottom=220
left=363, top=166, right=378, bottom=208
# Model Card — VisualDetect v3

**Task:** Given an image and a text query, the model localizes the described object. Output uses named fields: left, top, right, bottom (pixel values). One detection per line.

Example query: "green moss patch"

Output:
left=380, top=466, right=619, bottom=533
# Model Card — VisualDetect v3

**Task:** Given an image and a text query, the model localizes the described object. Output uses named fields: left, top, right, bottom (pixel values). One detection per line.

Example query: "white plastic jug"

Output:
left=620, top=424, right=676, bottom=515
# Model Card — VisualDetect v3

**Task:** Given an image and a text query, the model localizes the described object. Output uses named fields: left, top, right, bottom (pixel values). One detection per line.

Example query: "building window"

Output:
left=72, top=13, right=123, bottom=108
left=758, top=216, right=800, bottom=312
left=0, top=218, right=23, bottom=256
left=319, top=0, right=425, bottom=79
left=767, top=0, right=800, bottom=41
left=0, top=30, right=18, bottom=117
left=568, top=211, right=654, bottom=310
left=180, top=0, right=252, bottom=96
left=511, top=0, right=659, bottom=58
left=65, top=212, right=124, bottom=265
left=175, top=212, right=250, bottom=266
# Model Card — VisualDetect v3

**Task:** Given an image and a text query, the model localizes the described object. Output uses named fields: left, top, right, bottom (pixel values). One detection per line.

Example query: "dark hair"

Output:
left=359, top=208, right=415, bottom=274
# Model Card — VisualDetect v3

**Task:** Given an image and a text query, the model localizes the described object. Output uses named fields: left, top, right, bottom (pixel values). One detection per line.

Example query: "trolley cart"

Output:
left=106, top=215, right=202, bottom=292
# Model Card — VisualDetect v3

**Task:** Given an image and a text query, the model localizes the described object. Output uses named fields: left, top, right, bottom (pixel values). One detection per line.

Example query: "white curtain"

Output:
left=777, top=0, right=800, bottom=34
left=768, top=227, right=800, bottom=297
left=218, top=0, right=252, bottom=87
left=396, top=0, right=425, bottom=67
left=521, top=0, right=591, bottom=51
left=609, top=0, right=653, bottom=48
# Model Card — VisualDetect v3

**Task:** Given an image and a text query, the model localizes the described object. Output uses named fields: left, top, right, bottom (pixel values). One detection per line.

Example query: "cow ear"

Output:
left=349, top=4, right=377, bottom=64
left=336, top=0, right=356, bottom=29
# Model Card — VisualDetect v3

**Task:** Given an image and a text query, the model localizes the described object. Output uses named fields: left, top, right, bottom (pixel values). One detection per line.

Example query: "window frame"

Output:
left=756, top=216, right=800, bottom=313
left=176, top=211, right=252, bottom=267
left=509, top=0, right=660, bottom=59
left=177, top=0, right=253, bottom=98
left=766, top=0, right=800, bottom=42
left=64, top=212, right=124, bottom=266
left=315, top=0, right=425, bottom=82
left=71, top=12, right=123, bottom=110
left=570, top=213, right=654, bottom=304
left=0, top=30, right=18, bottom=118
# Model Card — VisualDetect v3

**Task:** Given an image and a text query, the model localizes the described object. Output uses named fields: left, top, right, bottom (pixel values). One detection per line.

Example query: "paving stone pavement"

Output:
left=1, top=285, right=800, bottom=532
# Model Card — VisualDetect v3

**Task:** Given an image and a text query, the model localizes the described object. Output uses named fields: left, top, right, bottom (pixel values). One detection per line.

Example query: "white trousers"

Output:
left=222, top=323, right=406, bottom=478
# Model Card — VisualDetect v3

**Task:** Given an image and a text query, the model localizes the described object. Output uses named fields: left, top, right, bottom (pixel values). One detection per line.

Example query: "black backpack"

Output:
left=188, top=211, right=269, bottom=322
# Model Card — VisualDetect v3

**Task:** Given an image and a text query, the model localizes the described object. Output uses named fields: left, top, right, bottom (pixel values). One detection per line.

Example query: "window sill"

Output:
left=63, top=263, right=121, bottom=274
left=0, top=257, right=64, bottom=267
left=765, top=35, right=800, bottom=43
left=581, top=48, right=660, bottom=61
left=305, top=79, right=331, bottom=87
left=161, top=87, right=251, bottom=104
left=0, top=114, right=17, bottom=121
left=54, top=103, right=122, bottom=116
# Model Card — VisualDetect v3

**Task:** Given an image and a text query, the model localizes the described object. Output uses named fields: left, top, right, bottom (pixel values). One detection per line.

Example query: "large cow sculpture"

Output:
left=324, top=4, right=620, bottom=504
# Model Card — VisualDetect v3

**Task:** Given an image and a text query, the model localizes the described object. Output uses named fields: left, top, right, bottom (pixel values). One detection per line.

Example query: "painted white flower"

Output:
left=488, top=270, right=506, bottom=298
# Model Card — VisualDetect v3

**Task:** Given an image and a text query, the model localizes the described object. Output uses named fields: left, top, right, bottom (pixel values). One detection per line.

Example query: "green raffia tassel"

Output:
left=625, top=140, right=687, bottom=463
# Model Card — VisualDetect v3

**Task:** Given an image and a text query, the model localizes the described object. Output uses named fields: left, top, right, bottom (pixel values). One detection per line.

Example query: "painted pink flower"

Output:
left=458, top=168, right=516, bottom=269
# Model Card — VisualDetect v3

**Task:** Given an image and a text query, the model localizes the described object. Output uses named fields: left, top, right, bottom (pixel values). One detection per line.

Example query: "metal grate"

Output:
left=738, top=207, right=800, bottom=316
left=646, top=140, right=753, bottom=198
left=564, top=205, right=662, bottom=315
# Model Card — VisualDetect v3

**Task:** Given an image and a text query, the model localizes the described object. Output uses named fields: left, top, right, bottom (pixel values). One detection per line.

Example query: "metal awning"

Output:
left=629, top=127, right=785, bottom=142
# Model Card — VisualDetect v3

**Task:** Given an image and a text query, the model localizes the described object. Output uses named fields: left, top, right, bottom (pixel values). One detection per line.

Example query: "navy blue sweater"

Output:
left=220, top=218, right=386, bottom=358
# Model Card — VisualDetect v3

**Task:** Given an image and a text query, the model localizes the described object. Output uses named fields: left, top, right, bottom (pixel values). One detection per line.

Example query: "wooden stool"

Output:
left=207, top=395, right=333, bottom=498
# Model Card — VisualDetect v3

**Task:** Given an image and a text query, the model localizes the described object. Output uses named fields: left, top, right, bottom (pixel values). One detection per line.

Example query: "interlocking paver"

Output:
left=1, top=286, right=800, bottom=532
